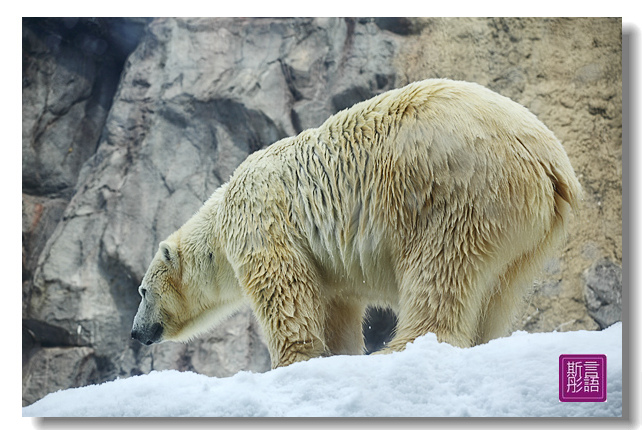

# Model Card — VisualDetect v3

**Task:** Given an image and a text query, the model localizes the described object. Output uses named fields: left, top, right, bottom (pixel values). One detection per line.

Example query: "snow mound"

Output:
left=23, top=323, right=622, bottom=417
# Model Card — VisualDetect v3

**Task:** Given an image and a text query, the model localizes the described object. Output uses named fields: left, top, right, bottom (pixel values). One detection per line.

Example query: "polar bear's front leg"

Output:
left=242, top=250, right=329, bottom=368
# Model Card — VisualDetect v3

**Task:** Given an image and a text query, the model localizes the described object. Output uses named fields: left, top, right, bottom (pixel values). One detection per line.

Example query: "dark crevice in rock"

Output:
left=331, top=86, right=374, bottom=113
left=23, top=319, right=83, bottom=349
left=22, top=18, right=150, bottom=198
left=279, top=59, right=304, bottom=102
left=22, top=318, right=85, bottom=366
left=374, top=17, right=423, bottom=36
left=195, top=98, right=288, bottom=153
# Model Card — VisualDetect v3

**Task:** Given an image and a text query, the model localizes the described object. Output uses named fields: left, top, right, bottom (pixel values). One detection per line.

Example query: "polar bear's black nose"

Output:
left=131, top=323, right=163, bottom=345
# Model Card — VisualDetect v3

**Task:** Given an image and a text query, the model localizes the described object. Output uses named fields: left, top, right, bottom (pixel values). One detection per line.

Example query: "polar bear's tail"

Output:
left=547, top=156, right=583, bottom=227
left=478, top=140, right=582, bottom=344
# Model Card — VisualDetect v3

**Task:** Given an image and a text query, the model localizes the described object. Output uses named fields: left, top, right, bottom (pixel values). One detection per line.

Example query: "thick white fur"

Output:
left=132, top=79, right=581, bottom=368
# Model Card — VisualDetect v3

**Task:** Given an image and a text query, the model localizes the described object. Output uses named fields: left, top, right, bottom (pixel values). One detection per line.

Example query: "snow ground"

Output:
left=23, top=323, right=622, bottom=418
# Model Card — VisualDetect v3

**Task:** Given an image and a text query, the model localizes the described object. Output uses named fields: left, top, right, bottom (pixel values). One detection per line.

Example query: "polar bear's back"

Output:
left=291, top=79, right=580, bottom=259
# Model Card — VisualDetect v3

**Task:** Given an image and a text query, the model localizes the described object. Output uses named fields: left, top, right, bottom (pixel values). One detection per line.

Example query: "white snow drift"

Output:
left=23, top=323, right=622, bottom=417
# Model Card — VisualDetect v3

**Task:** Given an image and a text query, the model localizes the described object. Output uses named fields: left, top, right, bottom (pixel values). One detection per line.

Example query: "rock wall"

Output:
left=22, top=17, right=622, bottom=406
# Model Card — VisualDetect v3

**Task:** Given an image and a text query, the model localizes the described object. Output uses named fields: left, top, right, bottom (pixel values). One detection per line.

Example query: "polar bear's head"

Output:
left=131, top=226, right=242, bottom=345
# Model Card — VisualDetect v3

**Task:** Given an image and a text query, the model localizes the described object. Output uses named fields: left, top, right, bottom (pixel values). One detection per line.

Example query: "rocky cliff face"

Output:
left=22, top=17, right=622, bottom=406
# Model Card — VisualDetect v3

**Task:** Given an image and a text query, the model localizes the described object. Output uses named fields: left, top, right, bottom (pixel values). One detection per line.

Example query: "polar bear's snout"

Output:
left=131, top=294, right=164, bottom=345
left=131, top=322, right=163, bottom=345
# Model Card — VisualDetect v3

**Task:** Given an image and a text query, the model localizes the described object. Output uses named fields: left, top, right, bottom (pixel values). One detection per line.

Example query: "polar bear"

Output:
left=131, top=79, right=581, bottom=368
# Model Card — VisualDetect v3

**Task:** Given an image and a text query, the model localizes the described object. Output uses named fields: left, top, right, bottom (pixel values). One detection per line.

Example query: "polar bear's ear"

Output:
left=159, top=242, right=178, bottom=268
